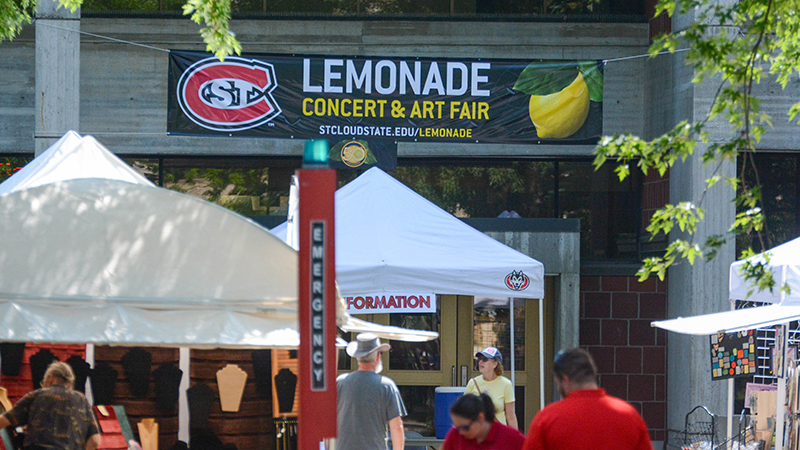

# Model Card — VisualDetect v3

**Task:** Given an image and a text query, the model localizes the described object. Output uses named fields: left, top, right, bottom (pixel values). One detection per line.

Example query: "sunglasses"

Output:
left=476, top=355, right=489, bottom=362
left=452, top=419, right=475, bottom=431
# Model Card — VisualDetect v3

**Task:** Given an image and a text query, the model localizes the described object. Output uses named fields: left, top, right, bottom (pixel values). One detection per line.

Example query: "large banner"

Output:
left=168, top=51, right=603, bottom=167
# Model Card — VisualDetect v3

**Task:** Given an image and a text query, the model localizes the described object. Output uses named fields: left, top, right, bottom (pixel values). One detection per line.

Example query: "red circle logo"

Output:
left=177, top=57, right=282, bottom=132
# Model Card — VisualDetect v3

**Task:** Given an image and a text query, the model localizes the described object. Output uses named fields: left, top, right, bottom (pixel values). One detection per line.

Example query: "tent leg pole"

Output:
left=510, top=298, right=515, bottom=387
left=727, top=378, right=734, bottom=446
left=539, top=298, right=545, bottom=411
left=777, top=376, right=786, bottom=450
left=776, top=323, right=788, bottom=450
left=85, top=344, right=95, bottom=405
left=179, top=347, right=190, bottom=444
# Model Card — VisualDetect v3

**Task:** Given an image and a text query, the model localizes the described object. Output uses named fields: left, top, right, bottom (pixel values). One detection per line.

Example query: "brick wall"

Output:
left=580, top=275, right=668, bottom=441
left=94, top=346, right=181, bottom=450
left=647, top=0, right=671, bottom=42
left=0, top=344, right=86, bottom=403
left=642, top=170, right=669, bottom=232
left=0, top=343, right=87, bottom=450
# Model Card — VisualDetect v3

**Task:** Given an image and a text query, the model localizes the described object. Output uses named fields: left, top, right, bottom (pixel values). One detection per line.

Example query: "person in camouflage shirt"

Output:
left=0, top=361, right=101, bottom=450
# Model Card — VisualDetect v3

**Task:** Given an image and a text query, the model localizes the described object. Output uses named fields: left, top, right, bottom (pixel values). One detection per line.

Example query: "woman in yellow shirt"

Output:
left=464, top=347, right=518, bottom=430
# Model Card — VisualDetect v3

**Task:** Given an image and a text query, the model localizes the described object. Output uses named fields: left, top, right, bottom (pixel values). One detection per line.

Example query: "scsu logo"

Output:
left=504, top=270, right=530, bottom=291
left=177, top=57, right=282, bottom=132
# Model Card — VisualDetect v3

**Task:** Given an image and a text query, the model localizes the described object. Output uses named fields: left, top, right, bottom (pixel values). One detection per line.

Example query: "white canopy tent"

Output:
left=0, top=131, right=302, bottom=348
left=652, top=235, right=800, bottom=450
left=273, top=167, right=546, bottom=403
left=274, top=167, right=545, bottom=299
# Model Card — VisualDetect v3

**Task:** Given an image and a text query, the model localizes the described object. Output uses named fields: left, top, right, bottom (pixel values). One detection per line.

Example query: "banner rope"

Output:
left=603, top=48, right=689, bottom=64
left=33, top=19, right=170, bottom=52
left=32, top=18, right=689, bottom=63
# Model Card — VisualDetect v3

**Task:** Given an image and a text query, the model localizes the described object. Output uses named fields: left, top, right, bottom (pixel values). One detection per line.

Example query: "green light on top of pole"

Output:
left=303, top=139, right=330, bottom=167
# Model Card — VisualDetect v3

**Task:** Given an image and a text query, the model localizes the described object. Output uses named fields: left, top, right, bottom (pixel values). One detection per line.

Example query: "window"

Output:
left=122, top=156, right=299, bottom=228
left=737, top=152, right=800, bottom=255
left=340, top=159, right=642, bottom=260
left=0, top=157, right=31, bottom=183
left=119, top=156, right=642, bottom=261
left=81, top=0, right=646, bottom=18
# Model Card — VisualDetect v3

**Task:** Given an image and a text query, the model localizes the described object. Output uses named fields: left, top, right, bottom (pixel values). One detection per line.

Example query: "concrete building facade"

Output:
left=3, top=0, right=800, bottom=447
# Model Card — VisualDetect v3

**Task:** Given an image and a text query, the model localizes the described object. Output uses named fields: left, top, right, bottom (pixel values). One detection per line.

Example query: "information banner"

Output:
left=168, top=51, right=604, bottom=153
left=345, top=293, right=436, bottom=314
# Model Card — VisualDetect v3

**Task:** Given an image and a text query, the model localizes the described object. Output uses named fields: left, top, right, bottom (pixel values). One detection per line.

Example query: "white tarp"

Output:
left=0, top=132, right=301, bottom=348
left=274, top=167, right=545, bottom=300
left=342, top=316, right=441, bottom=342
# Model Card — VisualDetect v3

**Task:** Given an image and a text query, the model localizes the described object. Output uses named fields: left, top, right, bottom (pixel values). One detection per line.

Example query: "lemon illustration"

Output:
left=528, top=72, right=590, bottom=139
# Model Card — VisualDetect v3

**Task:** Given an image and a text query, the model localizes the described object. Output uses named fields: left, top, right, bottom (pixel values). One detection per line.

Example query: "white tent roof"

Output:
left=652, top=235, right=800, bottom=335
left=0, top=132, right=301, bottom=348
left=0, top=130, right=153, bottom=195
left=275, top=167, right=544, bottom=299
left=729, top=235, right=800, bottom=303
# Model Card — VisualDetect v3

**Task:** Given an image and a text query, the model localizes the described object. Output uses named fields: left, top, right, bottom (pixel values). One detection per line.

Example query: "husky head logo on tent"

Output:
left=177, top=56, right=282, bottom=132
left=504, top=270, right=530, bottom=291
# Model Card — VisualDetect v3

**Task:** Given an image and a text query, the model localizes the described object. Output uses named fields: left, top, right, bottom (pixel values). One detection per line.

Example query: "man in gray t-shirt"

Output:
left=337, top=333, right=407, bottom=450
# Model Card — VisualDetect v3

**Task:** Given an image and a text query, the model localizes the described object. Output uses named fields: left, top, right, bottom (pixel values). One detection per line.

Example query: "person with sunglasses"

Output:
left=464, top=347, right=518, bottom=430
left=522, top=348, right=653, bottom=450
left=443, top=393, right=524, bottom=450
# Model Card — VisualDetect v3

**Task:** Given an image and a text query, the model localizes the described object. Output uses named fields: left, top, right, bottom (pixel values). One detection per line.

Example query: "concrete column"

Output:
left=666, top=56, right=738, bottom=426
left=35, top=0, right=80, bottom=156
left=654, top=0, right=738, bottom=430
left=666, top=150, right=736, bottom=429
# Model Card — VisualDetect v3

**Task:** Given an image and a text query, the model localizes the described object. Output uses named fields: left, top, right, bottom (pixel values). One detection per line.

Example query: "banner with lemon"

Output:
left=169, top=51, right=603, bottom=146
left=513, top=61, right=604, bottom=140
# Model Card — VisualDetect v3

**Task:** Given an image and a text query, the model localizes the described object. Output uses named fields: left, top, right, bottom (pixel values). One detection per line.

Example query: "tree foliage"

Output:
left=0, top=0, right=240, bottom=59
left=594, top=0, right=800, bottom=296
left=0, top=159, right=27, bottom=182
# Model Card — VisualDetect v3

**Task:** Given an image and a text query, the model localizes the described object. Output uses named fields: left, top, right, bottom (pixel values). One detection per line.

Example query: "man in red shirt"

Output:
left=522, top=348, right=653, bottom=450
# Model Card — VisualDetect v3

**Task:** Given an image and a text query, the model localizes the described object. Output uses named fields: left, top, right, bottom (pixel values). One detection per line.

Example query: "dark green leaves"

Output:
left=514, top=61, right=604, bottom=102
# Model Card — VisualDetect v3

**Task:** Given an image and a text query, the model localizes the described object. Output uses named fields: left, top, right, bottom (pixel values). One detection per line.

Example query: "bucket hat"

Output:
left=346, top=333, right=390, bottom=358
left=475, top=346, right=503, bottom=364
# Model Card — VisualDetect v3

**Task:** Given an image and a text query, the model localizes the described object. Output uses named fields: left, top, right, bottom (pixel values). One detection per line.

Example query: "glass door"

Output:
left=342, top=277, right=555, bottom=436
